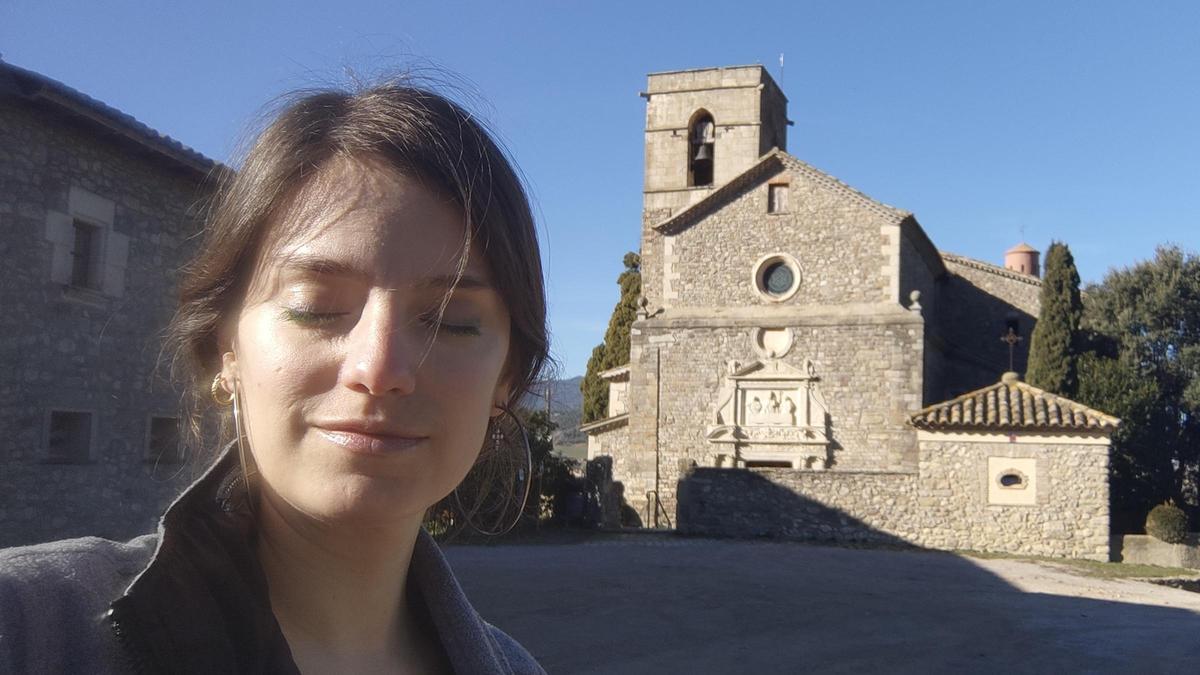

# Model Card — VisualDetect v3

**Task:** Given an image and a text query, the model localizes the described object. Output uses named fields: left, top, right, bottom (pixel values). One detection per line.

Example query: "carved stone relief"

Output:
left=707, top=346, right=832, bottom=470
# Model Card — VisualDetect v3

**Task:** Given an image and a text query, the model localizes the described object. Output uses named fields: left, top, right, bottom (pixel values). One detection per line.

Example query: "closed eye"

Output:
left=280, top=307, right=346, bottom=327
left=420, top=313, right=481, bottom=337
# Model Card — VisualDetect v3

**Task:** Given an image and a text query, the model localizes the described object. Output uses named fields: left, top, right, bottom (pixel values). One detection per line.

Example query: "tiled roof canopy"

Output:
left=910, top=372, right=1120, bottom=433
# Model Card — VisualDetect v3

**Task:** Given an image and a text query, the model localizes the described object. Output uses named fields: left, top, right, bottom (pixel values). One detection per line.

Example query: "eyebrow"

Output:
left=277, top=253, right=494, bottom=291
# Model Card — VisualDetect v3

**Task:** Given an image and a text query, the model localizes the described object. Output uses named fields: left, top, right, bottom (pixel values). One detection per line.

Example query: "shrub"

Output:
left=1145, top=501, right=1189, bottom=543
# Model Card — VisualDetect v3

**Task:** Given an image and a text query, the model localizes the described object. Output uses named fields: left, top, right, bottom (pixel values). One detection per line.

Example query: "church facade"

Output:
left=582, top=65, right=1117, bottom=560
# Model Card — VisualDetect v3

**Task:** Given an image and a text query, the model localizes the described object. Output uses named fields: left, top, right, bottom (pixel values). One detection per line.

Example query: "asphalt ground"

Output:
left=446, top=535, right=1200, bottom=674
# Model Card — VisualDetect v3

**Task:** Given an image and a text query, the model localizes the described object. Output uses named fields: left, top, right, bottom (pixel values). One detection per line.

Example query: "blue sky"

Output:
left=5, top=1, right=1198, bottom=377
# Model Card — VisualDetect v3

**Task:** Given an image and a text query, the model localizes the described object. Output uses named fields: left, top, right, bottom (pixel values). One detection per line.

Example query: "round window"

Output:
left=752, top=254, right=801, bottom=303
left=763, top=262, right=794, bottom=296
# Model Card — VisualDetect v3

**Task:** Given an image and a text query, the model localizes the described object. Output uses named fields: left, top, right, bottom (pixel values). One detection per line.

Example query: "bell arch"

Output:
left=687, top=109, right=715, bottom=187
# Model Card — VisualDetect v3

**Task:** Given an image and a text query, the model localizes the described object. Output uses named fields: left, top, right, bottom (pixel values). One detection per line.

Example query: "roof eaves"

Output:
left=1, top=60, right=221, bottom=177
left=598, top=364, right=631, bottom=381
left=579, top=413, right=630, bottom=435
left=909, top=378, right=1120, bottom=433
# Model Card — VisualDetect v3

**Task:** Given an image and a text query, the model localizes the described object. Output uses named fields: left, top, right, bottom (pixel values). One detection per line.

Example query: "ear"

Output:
left=490, top=376, right=512, bottom=418
left=218, top=350, right=239, bottom=392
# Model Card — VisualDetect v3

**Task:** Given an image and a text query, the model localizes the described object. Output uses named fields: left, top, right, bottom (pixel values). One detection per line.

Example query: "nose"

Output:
left=341, top=300, right=419, bottom=397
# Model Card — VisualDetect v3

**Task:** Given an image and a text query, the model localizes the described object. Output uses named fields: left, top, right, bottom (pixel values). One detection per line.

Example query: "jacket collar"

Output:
left=109, top=441, right=513, bottom=674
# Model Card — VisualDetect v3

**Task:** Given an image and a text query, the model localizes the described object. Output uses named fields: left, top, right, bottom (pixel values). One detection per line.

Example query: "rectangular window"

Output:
left=147, top=417, right=183, bottom=464
left=47, top=411, right=93, bottom=463
left=768, top=184, right=789, bottom=213
left=745, top=460, right=793, bottom=469
left=71, top=220, right=100, bottom=289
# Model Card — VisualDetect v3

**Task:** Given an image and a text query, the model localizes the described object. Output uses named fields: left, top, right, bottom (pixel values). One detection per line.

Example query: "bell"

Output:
left=693, top=144, right=712, bottom=162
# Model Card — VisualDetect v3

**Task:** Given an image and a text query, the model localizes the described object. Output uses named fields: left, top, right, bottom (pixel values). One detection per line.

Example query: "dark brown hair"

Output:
left=166, top=80, right=549, bottom=459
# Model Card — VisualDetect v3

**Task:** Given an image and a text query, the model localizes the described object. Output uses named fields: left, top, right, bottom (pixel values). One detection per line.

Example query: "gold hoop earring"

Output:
left=211, top=373, right=233, bottom=406
left=453, top=406, right=533, bottom=537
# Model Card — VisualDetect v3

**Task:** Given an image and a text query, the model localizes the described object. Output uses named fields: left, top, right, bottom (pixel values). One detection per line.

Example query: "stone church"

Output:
left=583, top=65, right=1119, bottom=560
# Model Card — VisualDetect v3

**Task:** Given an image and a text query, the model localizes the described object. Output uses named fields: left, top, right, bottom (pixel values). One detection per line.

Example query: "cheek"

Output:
left=236, top=311, right=334, bottom=416
left=427, top=337, right=509, bottom=404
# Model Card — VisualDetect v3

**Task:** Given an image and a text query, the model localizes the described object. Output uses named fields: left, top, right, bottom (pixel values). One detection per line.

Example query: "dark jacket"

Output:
left=0, top=443, right=543, bottom=674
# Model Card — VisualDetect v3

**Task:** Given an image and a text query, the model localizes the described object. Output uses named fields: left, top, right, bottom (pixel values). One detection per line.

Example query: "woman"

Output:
left=0, top=82, right=548, bottom=674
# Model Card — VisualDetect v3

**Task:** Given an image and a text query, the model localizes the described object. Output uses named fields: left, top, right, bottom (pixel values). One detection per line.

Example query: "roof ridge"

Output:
left=654, top=149, right=909, bottom=233
left=775, top=152, right=909, bottom=222
left=941, top=251, right=1044, bottom=287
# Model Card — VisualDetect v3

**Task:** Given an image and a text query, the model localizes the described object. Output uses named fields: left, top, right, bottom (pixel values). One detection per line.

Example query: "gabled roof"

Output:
left=910, top=372, right=1119, bottom=433
left=653, top=148, right=910, bottom=235
left=0, top=59, right=220, bottom=177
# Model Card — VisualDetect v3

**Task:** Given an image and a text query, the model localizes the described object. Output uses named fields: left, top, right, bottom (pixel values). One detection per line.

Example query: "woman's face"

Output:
left=223, top=156, right=511, bottom=526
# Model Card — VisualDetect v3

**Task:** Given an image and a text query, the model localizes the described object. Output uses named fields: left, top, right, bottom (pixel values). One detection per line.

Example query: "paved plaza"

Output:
left=446, top=535, right=1200, bottom=674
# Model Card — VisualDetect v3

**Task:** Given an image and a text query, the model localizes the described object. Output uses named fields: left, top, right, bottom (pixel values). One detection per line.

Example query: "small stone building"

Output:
left=0, top=60, right=217, bottom=546
left=584, top=65, right=1119, bottom=560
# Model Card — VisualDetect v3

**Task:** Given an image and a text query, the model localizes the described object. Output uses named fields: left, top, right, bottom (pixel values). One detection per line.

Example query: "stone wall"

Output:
left=586, top=422, right=628, bottom=465
left=936, top=256, right=1041, bottom=396
left=610, top=311, right=925, bottom=520
left=0, top=98, right=211, bottom=546
left=660, top=164, right=897, bottom=309
left=917, top=437, right=1111, bottom=561
left=678, top=467, right=918, bottom=544
left=673, top=435, right=1111, bottom=561
left=897, top=220, right=944, bottom=405
left=607, top=378, right=629, bottom=417
left=1115, top=535, right=1200, bottom=569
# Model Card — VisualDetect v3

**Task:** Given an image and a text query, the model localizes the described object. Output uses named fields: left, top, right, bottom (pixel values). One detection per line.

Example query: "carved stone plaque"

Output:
left=706, top=356, right=832, bottom=469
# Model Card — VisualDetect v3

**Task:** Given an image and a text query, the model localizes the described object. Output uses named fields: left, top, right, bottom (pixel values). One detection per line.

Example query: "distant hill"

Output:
left=520, top=376, right=585, bottom=446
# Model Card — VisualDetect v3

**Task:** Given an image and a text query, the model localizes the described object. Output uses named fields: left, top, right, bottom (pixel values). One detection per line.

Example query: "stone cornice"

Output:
left=636, top=302, right=924, bottom=330
left=598, top=365, right=630, bottom=381
left=579, top=413, right=630, bottom=435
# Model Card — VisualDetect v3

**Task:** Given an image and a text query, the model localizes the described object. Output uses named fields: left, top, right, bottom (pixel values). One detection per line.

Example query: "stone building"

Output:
left=0, top=60, right=217, bottom=546
left=583, top=65, right=1118, bottom=560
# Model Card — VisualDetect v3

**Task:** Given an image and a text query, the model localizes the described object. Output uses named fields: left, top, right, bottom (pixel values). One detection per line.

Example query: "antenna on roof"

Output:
left=778, top=53, right=784, bottom=87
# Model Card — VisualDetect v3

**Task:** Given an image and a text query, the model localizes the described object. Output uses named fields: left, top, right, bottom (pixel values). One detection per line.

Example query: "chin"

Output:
left=297, top=474, right=441, bottom=528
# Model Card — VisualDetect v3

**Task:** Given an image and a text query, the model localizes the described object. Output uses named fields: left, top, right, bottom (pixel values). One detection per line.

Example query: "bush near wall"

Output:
left=1146, top=502, right=1189, bottom=544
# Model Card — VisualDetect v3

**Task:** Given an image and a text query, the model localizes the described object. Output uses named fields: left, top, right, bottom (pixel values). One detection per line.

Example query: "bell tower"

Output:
left=641, top=65, right=789, bottom=222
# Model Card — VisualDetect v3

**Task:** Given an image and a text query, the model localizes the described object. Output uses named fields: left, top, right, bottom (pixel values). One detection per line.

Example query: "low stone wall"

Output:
left=677, top=467, right=918, bottom=545
left=917, top=439, right=1111, bottom=561
left=1116, top=535, right=1200, bottom=569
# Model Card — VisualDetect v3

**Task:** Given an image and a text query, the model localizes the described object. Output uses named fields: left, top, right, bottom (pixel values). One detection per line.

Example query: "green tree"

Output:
left=581, top=252, right=641, bottom=423
left=1026, top=242, right=1083, bottom=396
left=581, top=345, right=608, bottom=424
left=1076, top=245, right=1200, bottom=528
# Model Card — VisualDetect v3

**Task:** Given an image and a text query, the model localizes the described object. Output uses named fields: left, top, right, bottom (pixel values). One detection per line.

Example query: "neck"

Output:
left=255, top=491, right=427, bottom=666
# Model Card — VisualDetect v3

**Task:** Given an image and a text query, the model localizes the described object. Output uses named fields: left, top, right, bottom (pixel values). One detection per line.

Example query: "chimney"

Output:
left=1004, top=242, right=1040, bottom=278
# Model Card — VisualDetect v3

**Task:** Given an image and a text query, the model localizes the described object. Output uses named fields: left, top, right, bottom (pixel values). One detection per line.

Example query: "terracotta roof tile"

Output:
left=910, top=373, right=1119, bottom=433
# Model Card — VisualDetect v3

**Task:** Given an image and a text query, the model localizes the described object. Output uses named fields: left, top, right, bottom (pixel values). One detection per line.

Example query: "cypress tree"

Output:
left=1026, top=241, right=1083, bottom=396
left=581, top=345, right=608, bottom=423
left=581, top=252, right=641, bottom=423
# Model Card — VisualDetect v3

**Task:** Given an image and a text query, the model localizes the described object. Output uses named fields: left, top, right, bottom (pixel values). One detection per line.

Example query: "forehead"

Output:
left=257, top=156, right=491, bottom=286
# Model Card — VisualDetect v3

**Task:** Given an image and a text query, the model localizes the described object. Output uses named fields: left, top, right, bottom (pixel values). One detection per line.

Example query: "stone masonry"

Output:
left=586, top=65, right=1118, bottom=561
left=0, top=61, right=216, bottom=546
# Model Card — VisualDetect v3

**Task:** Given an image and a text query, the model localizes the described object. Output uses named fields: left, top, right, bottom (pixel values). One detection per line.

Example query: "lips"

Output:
left=315, top=422, right=428, bottom=456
